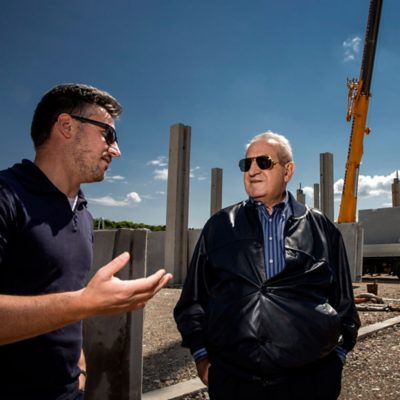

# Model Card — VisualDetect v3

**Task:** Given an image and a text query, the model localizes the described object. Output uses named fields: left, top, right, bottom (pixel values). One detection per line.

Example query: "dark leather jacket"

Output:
left=174, top=193, right=360, bottom=379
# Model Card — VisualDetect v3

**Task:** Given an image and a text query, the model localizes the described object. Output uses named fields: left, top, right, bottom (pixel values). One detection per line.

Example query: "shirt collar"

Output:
left=248, top=191, right=288, bottom=209
left=248, top=191, right=293, bottom=219
left=9, top=159, right=87, bottom=208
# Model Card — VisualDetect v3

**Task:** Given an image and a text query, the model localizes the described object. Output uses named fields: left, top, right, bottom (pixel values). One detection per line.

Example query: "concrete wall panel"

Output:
left=84, top=229, right=147, bottom=400
left=359, top=207, right=400, bottom=244
left=147, top=231, right=166, bottom=276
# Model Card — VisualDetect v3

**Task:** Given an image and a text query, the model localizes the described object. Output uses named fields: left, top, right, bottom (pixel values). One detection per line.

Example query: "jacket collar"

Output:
left=287, top=191, right=307, bottom=219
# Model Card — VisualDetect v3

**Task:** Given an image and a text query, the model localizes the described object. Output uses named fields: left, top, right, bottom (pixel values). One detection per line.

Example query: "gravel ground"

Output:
left=143, top=279, right=400, bottom=399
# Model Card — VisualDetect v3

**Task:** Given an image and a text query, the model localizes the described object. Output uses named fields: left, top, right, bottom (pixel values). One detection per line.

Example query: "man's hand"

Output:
left=81, top=252, right=173, bottom=317
left=0, top=252, right=172, bottom=345
left=196, top=358, right=210, bottom=387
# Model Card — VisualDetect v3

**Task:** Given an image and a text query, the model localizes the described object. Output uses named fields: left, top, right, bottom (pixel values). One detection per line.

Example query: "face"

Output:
left=70, top=106, right=121, bottom=183
left=243, top=140, right=294, bottom=208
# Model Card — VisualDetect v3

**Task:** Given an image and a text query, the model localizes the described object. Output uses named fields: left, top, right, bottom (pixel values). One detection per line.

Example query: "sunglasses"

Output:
left=238, top=155, right=278, bottom=172
left=70, top=115, right=118, bottom=146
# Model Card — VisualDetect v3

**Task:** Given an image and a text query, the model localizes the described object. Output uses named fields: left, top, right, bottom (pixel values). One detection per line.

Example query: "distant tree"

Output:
left=93, top=218, right=166, bottom=231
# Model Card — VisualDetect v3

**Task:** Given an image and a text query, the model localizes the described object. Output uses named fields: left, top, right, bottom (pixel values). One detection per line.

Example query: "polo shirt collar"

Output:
left=10, top=159, right=87, bottom=207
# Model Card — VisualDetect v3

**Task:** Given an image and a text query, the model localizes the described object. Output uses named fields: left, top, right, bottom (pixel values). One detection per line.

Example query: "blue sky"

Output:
left=1, top=0, right=399, bottom=228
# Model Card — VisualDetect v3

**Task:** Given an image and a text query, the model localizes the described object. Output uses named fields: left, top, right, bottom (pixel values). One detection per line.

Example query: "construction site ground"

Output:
left=143, top=277, right=400, bottom=400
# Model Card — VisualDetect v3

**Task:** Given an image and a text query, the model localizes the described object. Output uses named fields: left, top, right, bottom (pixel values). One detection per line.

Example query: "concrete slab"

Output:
left=142, top=377, right=205, bottom=400
left=357, top=315, right=400, bottom=339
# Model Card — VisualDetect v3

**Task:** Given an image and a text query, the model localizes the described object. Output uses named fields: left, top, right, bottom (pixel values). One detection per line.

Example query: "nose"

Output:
left=248, top=158, right=260, bottom=174
left=108, top=141, right=121, bottom=157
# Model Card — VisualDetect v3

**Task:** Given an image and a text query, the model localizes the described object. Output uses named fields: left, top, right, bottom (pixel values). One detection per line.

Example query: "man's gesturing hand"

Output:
left=81, top=252, right=172, bottom=317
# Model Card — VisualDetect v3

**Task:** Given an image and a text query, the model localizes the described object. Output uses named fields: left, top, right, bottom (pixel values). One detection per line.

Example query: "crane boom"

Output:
left=337, top=0, right=383, bottom=223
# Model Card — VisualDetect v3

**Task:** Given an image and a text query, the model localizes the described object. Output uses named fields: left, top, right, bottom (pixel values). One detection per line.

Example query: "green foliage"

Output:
left=93, top=218, right=166, bottom=231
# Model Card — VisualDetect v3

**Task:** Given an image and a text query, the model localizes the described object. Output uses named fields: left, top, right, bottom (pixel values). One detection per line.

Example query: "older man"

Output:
left=174, top=131, right=360, bottom=400
left=0, top=83, right=172, bottom=400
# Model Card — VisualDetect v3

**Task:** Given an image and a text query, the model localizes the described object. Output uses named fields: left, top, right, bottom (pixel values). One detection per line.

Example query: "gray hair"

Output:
left=246, top=131, right=293, bottom=163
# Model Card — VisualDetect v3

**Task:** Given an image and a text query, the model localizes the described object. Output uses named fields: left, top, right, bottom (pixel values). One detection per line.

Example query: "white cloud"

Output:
left=334, top=171, right=397, bottom=199
left=190, top=166, right=208, bottom=181
left=142, top=190, right=168, bottom=199
left=141, top=190, right=167, bottom=200
left=358, top=172, right=396, bottom=198
left=154, top=168, right=168, bottom=180
left=105, top=174, right=126, bottom=183
left=89, top=196, right=127, bottom=207
left=343, top=36, right=361, bottom=62
left=148, top=156, right=169, bottom=181
left=148, top=156, right=168, bottom=167
left=334, top=179, right=344, bottom=195
left=298, top=172, right=397, bottom=208
left=141, top=194, right=156, bottom=200
left=89, top=191, right=141, bottom=207
left=190, top=169, right=195, bottom=178
left=149, top=158, right=207, bottom=182
left=303, top=186, right=314, bottom=199
left=126, top=192, right=142, bottom=203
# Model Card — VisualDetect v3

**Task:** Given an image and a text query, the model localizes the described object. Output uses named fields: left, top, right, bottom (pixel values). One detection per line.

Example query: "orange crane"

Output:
left=337, top=0, right=383, bottom=223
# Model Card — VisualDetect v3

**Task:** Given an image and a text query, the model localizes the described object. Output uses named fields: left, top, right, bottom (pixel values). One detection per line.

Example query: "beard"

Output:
left=72, top=147, right=107, bottom=183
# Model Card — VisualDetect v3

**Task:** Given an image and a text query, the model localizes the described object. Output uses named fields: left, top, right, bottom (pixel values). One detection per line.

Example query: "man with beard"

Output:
left=0, top=83, right=172, bottom=399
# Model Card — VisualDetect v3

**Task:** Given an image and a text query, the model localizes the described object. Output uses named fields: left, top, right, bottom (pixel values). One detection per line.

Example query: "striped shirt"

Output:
left=253, top=192, right=292, bottom=279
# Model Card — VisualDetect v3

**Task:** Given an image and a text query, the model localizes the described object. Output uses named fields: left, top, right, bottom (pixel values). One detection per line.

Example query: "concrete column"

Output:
left=320, top=152, right=334, bottom=221
left=210, top=168, right=223, bottom=216
left=296, top=183, right=306, bottom=205
left=84, top=229, right=148, bottom=400
left=336, top=223, right=364, bottom=282
left=313, top=183, right=320, bottom=209
left=164, top=123, right=191, bottom=283
left=392, top=171, right=400, bottom=207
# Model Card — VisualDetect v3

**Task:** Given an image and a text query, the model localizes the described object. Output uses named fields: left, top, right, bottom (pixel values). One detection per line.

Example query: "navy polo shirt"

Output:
left=0, top=160, right=93, bottom=399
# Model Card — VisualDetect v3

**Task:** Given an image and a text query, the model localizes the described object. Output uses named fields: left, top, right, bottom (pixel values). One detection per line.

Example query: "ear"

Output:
left=284, top=162, right=295, bottom=183
left=55, top=113, right=73, bottom=139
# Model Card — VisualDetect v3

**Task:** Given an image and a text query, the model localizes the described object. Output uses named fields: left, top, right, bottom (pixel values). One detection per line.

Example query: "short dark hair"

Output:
left=31, top=83, right=122, bottom=148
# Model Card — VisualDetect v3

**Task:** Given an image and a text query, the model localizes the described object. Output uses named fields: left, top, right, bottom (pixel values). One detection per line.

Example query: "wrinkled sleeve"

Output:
left=173, top=232, right=211, bottom=354
left=0, top=185, right=17, bottom=267
left=329, top=226, right=361, bottom=352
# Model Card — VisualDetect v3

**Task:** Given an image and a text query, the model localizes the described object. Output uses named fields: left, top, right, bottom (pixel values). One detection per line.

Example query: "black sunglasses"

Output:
left=238, top=155, right=278, bottom=172
left=70, top=115, right=117, bottom=146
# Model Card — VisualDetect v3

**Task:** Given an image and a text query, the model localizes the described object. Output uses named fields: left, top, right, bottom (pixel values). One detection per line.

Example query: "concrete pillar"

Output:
left=320, top=152, right=334, bottom=221
left=96, top=217, right=105, bottom=230
left=336, top=223, right=364, bottom=282
left=164, top=123, right=191, bottom=283
left=296, top=183, right=306, bottom=205
left=210, top=168, right=223, bottom=216
left=84, top=229, right=148, bottom=400
left=392, top=171, right=400, bottom=207
left=313, top=183, right=320, bottom=209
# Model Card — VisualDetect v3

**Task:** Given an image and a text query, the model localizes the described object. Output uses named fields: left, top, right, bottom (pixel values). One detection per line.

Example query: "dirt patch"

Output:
left=143, top=280, right=400, bottom=399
